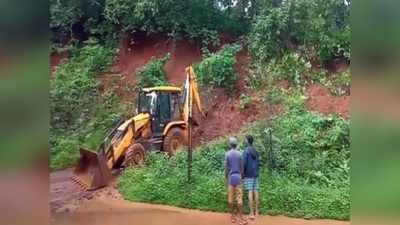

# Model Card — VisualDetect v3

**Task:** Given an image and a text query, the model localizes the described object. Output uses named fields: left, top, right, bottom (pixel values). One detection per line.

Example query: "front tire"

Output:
left=163, top=127, right=187, bottom=156
left=124, top=143, right=146, bottom=167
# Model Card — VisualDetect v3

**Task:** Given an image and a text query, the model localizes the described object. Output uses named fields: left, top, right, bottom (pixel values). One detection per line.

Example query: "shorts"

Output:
left=243, top=178, right=259, bottom=191
left=229, top=173, right=241, bottom=186
left=228, top=185, right=243, bottom=205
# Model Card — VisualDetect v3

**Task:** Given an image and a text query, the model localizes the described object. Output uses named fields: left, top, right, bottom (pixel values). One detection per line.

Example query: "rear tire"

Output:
left=124, top=143, right=146, bottom=167
left=163, top=127, right=187, bottom=156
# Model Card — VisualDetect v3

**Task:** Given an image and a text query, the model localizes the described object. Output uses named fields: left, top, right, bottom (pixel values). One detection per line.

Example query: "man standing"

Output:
left=243, top=135, right=260, bottom=220
left=225, top=137, right=247, bottom=225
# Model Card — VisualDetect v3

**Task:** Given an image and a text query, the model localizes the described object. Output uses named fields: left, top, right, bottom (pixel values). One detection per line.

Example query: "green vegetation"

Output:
left=50, top=0, right=254, bottom=49
left=248, top=0, right=350, bottom=95
left=266, top=53, right=312, bottom=86
left=266, top=87, right=307, bottom=111
left=50, top=40, right=130, bottom=170
left=119, top=109, right=350, bottom=220
left=239, top=94, right=252, bottom=110
left=194, top=44, right=242, bottom=92
left=137, top=54, right=171, bottom=88
left=50, top=0, right=351, bottom=220
left=50, top=39, right=115, bottom=132
left=249, top=0, right=350, bottom=63
left=315, top=69, right=351, bottom=96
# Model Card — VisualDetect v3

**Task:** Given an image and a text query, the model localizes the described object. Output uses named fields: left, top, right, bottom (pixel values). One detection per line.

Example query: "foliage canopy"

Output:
left=248, top=0, right=350, bottom=63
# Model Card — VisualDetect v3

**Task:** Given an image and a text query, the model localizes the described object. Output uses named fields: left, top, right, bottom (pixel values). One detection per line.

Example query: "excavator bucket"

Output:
left=72, top=148, right=112, bottom=190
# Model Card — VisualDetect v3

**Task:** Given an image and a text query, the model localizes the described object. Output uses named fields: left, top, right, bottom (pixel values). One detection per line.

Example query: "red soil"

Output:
left=112, top=33, right=202, bottom=86
left=191, top=48, right=267, bottom=146
left=193, top=88, right=266, bottom=147
left=109, top=34, right=265, bottom=146
left=49, top=33, right=350, bottom=145
left=306, top=83, right=350, bottom=118
left=235, top=48, right=251, bottom=91
left=50, top=51, right=69, bottom=73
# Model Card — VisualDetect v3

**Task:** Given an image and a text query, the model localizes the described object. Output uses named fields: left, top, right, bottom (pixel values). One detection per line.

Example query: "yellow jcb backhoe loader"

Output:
left=73, top=66, right=205, bottom=190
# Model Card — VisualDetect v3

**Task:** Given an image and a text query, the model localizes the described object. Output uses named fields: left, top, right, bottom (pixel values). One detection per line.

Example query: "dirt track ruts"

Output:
left=50, top=170, right=349, bottom=225
left=51, top=195, right=350, bottom=225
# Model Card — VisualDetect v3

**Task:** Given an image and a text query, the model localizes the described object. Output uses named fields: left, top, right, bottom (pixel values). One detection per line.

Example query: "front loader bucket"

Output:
left=72, top=148, right=112, bottom=190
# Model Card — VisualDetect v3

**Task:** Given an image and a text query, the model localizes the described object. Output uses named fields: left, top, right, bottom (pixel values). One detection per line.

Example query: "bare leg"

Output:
left=228, top=185, right=236, bottom=223
left=238, top=204, right=247, bottom=225
left=237, top=186, right=247, bottom=225
left=248, top=191, right=255, bottom=219
left=254, top=191, right=259, bottom=217
left=229, top=202, right=237, bottom=223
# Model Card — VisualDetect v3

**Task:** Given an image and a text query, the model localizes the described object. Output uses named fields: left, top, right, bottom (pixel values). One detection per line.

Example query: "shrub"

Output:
left=266, top=53, right=312, bottom=86
left=239, top=94, right=252, bottom=110
left=118, top=110, right=350, bottom=220
left=137, top=54, right=170, bottom=88
left=50, top=100, right=124, bottom=171
left=269, top=110, right=350, bottom=184
left=249, top=0, right=350, bottom=63
left=263, top=172, right=349, bottom=220
left=50, top=138, right=80, bottom=170
left=247, top=52, right=312, bottom=90
left=266, top=87, right=307, bottom=111
left=248, top=4, right=290, bottom=63
left=50, top=40, right=115, bottom=132
left=313, top=69, right=351, bottom=96
left=194, top=44, right=242, bottom=92
left=50, top=40, right=131, bottom=170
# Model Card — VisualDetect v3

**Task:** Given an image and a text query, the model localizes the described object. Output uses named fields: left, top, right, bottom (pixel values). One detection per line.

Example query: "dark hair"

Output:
left=246, top=135, right=253, bottom=145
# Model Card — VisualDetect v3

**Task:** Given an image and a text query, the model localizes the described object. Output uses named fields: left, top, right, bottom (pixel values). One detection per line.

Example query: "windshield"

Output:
left=139, top=91, right=157, bottom=115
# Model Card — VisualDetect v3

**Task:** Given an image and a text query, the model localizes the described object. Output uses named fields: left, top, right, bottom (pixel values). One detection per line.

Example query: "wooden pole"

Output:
left=187, top=73, right=193, bottom=206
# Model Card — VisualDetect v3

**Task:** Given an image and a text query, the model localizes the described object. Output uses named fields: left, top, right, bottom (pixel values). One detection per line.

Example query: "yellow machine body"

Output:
left=73, top=66, right=205, bottom=190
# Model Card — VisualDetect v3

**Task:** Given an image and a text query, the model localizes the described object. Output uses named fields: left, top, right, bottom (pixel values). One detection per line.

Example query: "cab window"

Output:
left=158, top=93, right=171, bottom=123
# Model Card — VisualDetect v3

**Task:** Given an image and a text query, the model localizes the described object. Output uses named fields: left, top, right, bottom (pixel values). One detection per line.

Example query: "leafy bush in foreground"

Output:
left=137, top=54, right=170, bottom=88
left=119, top=110, right=350, bottom=220
left=194, top=44, right=242, bottom=92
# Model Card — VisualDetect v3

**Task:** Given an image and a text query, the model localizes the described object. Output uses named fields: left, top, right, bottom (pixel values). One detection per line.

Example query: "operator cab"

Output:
left=138, top=87, right=182, bottom=138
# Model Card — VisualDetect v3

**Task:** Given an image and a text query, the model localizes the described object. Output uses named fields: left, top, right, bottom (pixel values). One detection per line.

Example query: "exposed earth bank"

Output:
left=50, top=34, right=350, bottom=145
left=306, top=84, right=350, bottom=118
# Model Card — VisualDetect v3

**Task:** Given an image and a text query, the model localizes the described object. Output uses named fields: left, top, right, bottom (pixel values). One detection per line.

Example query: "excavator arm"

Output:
left=73, top=66, right=204, bottom=190
left=183, top=66, right=206, bottom=123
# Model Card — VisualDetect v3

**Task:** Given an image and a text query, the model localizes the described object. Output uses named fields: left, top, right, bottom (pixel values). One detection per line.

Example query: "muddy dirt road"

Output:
left=50, top=170, right=349, bottom=225
left=50, top=169, right=122, bottom=214
left=51, top=197, right=349, bottom=225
